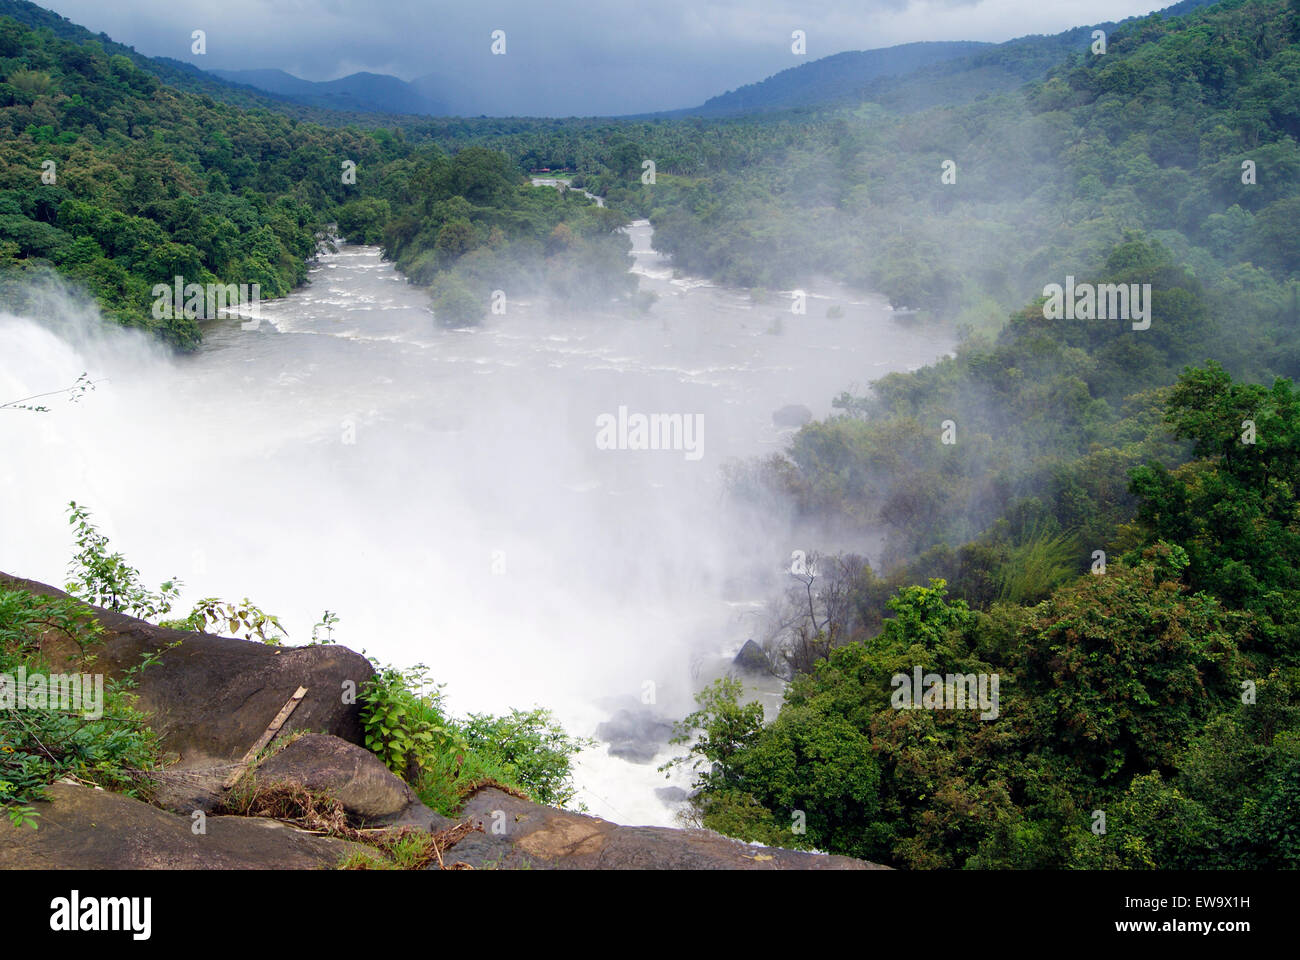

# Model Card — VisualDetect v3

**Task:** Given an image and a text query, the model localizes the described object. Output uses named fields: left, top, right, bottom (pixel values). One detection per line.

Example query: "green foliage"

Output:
left=663, top=676, right=766, bottom=791
left=429, top=271, right=482, bottom=327
left=358, top=663, right=589, bottom=816
left=665, top=675, right=882, bottom=857
left=63, top=501, right=179, bottom=621
left=335, top=197, right=391, bottom=245
left=742, top=237, right=1212, bottom=572
left=1072, top=675, right=1300, bottom=868
left=65, top=502, right=291, bottom=644
left=1130, top=361, right=1300, bottom=665
left=161, top=597, right=289, bottom=645
left=459, top=708, right=594, bottom=808
left=686, top=789, right=791, bottom=847
left=992, top=522, right=1080, bottom=604
left=359, top=664, right=460, bottom=781
left=674, top=463, right=1300, bottom=869
left=1017, top=543, right=1245, bottom=783
left=0, top=588, right=161, bottom=824
left=378, top=152, right=635, bottom=315
left=678, top=360, right=1300, bottom=867
left=310, top=610, right=340, bottom=645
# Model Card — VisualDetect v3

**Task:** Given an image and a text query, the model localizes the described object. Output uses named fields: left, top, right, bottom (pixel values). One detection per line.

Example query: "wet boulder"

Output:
left=733, top=639, right=772, bottom=674
left=772, top=404, right=813, bottom=428
left=594, top=708, right=676, bottom=763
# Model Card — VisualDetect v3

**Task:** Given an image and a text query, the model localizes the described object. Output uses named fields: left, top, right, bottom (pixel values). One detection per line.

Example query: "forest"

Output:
left=662, top=0, right=1300, bottom=868
left=0, top=10, right=636, bottom=346
left=1, top=0, right=1299, bottom=870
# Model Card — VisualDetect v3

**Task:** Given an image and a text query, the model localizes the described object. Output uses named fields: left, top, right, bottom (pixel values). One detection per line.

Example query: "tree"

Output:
left=1130, top=363, right=1300, bottom=664
left=430, top=272, right=482, bottom=326
left=433, top=218, right=475, bottom=261
left=1017, top=543, right=1244, bottom=783
left=762, top=551, right=883, bottom=676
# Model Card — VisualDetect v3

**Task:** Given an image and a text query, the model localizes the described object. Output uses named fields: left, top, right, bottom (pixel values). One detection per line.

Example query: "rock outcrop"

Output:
left=255, top=733, right=450, bottom=830
left=594, top=707, right=676, bottom=763
left=732, top=638, right=773, bottom=674
left=0, top=573, right=373, bottom=767
left=1, top=572, right=885, bottom=870
left=0, top=783, right=372, bottom=870
left=452, top=787, right=881, bottom=870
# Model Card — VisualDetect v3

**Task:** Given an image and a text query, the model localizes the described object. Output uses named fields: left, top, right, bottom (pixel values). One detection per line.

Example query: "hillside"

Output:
left=672, top=41, right=990, bottom=117
left=212, top=68, right=450, bottom=117
left=0, top=0, right=433, bottom=127
left=659, top=0, right=1221, bottom=118
left=852, top=0, right=1222, bottom=112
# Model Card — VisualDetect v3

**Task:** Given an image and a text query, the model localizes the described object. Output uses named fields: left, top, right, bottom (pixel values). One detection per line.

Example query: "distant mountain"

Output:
left=0, top=0, right=459, bottom=119
left=667, top=0, right=1223, bottom=117
left=211, top=68, right=450, bottom=117
left=852, top=0, right=1223, bottom=113
left=0, top=0, right=401, bottom=126
left=671, top=41, right=992, bottom=117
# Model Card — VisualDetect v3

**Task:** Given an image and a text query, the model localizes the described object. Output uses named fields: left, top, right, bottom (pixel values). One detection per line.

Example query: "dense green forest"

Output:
left=660, top=0, right=1300, bottom=869
left=0, top=10, right=635, bottom=346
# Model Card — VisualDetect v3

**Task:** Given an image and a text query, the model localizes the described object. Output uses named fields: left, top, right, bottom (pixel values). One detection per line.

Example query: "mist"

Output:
left=0, top=219, right=954, bottom=823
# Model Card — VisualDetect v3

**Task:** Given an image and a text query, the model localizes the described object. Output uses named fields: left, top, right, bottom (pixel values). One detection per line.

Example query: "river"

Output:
left=0, top=209, right=954, bottom=825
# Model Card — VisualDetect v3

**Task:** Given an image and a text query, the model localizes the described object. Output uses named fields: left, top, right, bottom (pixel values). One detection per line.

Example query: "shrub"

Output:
left=0, top=588, right=161, bottom=827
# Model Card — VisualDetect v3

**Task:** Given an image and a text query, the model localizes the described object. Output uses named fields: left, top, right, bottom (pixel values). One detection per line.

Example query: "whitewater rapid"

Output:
left=0, top=218, right=953, bottom=824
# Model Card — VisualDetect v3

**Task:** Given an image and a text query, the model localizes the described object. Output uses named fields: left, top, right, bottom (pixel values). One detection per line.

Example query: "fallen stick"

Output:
left=221, top=685, right=309, bottom=790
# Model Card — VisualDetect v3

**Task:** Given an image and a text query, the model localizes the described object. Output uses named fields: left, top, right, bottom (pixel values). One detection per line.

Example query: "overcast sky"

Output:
left=43, top=0, right=1173, bottom=115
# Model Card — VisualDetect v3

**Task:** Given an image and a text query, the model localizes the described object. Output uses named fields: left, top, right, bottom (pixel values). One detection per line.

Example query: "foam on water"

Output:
left=0, top=225, right=953, bottom=825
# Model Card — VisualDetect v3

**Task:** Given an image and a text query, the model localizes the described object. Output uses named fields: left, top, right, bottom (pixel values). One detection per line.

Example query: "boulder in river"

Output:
left=594, top=708, right=676, bottom=764
left=733, top=639, right=773, bottom=674
left=772, top=404, right=813, bottom=428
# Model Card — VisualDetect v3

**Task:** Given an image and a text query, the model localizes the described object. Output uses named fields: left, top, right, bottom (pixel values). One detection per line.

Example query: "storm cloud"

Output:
left=41, top=0, right=1167, bottom=117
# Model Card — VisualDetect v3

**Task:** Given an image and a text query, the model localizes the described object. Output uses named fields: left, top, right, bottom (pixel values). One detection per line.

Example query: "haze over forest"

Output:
left=1, top=0, right=1298, bottom=885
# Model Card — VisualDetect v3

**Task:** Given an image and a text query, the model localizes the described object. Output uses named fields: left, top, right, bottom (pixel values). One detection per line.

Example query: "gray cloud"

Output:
left=43, top=0, right=1168, bottom=115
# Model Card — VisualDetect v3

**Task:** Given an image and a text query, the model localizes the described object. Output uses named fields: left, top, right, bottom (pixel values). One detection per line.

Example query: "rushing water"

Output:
left=0, top=212, right=954, bottom=825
